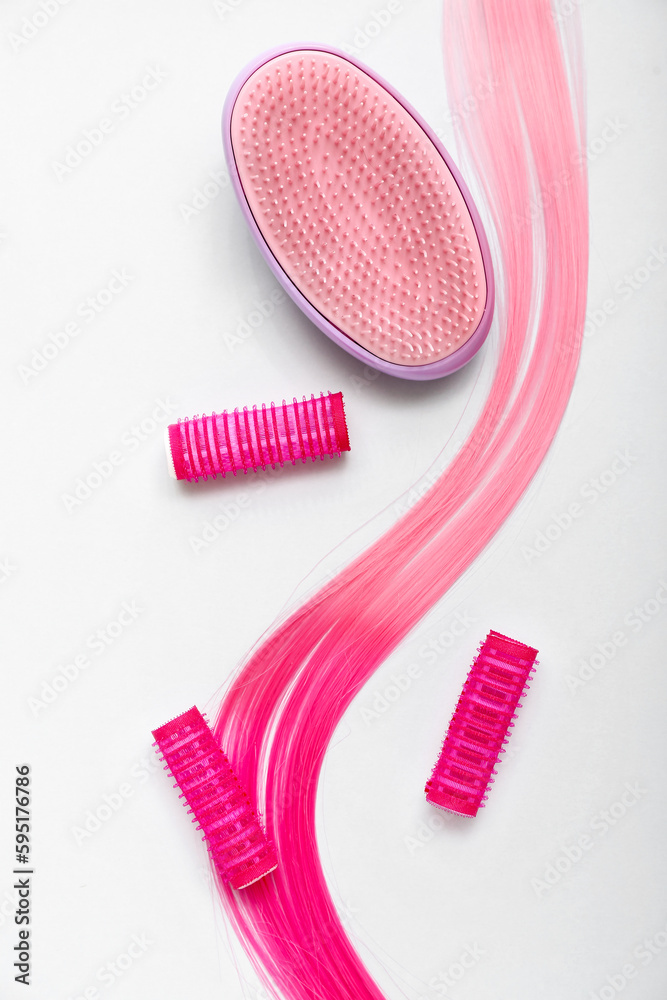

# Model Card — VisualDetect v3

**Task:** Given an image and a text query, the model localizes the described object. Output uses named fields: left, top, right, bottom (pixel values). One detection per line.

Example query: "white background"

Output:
left=1, top=1, right=666, bottom=998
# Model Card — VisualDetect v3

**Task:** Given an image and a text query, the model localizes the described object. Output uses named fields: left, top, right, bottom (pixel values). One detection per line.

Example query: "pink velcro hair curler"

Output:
left=425, top=631, right=538, bottom=817
left=152, top=706, right=277, bottom=889
left=165, top=390, right=349, bottom=481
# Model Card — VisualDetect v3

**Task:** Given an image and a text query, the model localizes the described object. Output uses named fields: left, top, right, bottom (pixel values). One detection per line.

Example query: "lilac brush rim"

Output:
left=222, top=42, right=495, bottom=382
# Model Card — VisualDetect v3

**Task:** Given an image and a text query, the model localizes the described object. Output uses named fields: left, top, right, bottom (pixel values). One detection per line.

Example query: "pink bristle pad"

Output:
left=229, top=51, right=487, bottom=367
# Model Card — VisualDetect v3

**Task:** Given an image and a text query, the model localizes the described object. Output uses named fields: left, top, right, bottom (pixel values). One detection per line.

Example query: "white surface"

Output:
left=164, top=426, right=177, bottom=480
left=1, top=1, right=666, bottom=999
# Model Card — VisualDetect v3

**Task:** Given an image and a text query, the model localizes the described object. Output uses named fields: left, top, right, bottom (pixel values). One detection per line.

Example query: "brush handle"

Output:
left=166, top=391, right=349, bottom=481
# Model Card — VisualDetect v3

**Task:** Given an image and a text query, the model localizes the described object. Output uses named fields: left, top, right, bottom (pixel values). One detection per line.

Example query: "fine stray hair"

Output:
left=210, top=2, right=589, bottom=997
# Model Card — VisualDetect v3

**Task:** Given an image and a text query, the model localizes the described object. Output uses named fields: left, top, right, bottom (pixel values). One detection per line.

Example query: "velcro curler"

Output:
left=426, top=631, right=538, bottom=817
left=152, top=706, right=277, bottom=889
left=166, top=391, right=349, bottom=481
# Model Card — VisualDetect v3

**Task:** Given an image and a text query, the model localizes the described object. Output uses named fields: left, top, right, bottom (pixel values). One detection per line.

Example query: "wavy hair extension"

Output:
left=210, top=2, right=588, bottom=997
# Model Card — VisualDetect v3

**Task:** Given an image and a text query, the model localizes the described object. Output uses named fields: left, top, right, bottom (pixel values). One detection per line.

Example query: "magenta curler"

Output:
left=425, top=631, right=538, bottom=817
left=152, top=706, right=277, bottom=890
left=165, top=390, right=350, bottom=481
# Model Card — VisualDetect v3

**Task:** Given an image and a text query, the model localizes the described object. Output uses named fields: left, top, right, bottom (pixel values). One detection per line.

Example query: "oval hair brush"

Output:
left=223, top=44, right=494, bottom=380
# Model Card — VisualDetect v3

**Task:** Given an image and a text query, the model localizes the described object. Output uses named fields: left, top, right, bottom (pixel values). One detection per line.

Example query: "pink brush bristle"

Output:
left=425, top=631, right=538, bottom=817
left=152, top=707, right=277, bottom=889
left=166, top=391, right=350, bottom=481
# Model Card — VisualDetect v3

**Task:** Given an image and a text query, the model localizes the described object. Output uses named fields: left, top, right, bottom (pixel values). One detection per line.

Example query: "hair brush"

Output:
left=223, top=44, right=494, bottom=379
